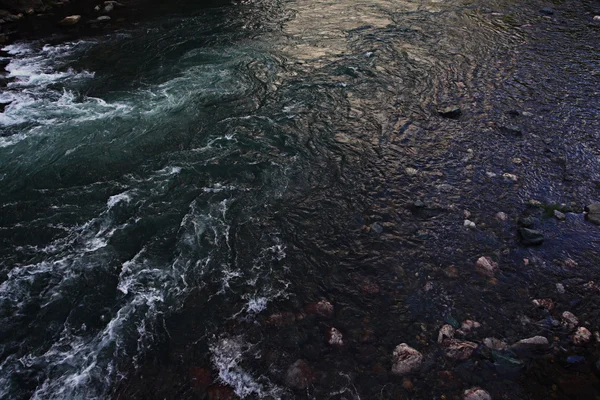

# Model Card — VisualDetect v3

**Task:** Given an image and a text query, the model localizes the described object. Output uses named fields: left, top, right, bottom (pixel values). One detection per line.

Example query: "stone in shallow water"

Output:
left=463, top=387, right=492, bottom=400
left=391, top=343, right=423, bottom=376
left=554, top=210, right=566, bottom=221
left=438, top=105, right=461, bottom=119
left=511, top=336, right=549, bottom=350
left=573, top=327, right=592, bottom=345
left=475, top=256, right=498, bottom=277
left=59, top=15, right=81, bottom=25
left=585, top=203, right=600, bottom=225
left=327, top=327, right=344, bottom=347
left=518, top=228, right=544, bottom=245
left=442, top=338, right=478, bottom=360
left=540, top=7, right=554, bottom=15
left=562, top=311, right=579, bottom=329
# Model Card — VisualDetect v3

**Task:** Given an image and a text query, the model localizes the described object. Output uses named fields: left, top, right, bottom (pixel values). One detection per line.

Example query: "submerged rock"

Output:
left=438, top=105, right=461, bottom=119
left=442, top=339, right=478, bottom=360
left=438, top=324, right=455, bottom=343
left=585, top=203, right=600, bottom=225
left=483, top=337, right=508, bottom=351
left=391, top=344, right=423, bottom=376
left=464, top=387, right=492, bottom=400
left=573, top=327, right=592, bottom=345
left=59, top=15, right=81, bottom=25
left=532, top=298, right=554, bottom=310
left=511, top=336, right=549, bottom=350
left=518, top=228, right=544, bottom=245
left=475, top=256, right=498, bottom=277
left=305, top=300, right=334, bottom=319
left=286, top=360, right=315, bottom=389
left=540, top=7, right=554, bottom=15
left=562, top=311, right=579, bottom=329
left=495, top=212, right=508, bottom=222
left=326, top=327, right=344, bottom=347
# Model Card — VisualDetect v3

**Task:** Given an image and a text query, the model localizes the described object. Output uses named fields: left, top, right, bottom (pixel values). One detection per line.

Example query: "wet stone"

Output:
left=438, top=324, right=455, bottom=343
left=391, top=343, right=423, bottom=376
left=585, top=203, right=600, bottom=225
left=59, top=15, right=81, bottom=25
left=562, top=311, right=579, bottom=329
left=305, top=300, right=334, bottom=319
left=475, top=256, right=498, bottom=277
left=518, top=228, right=544, bottom=245
left=438, top=105, right=461, bottom=119
left=496, top=211, right=508, bottom=222
left=554, top=210, right=566, bottom=221
left=573, top=327, right=592, bottom=345
left=326, top=327, right=344, bottom=347
left=442, top=339, right=478, bottom=360
left=532, top=298, right=554, bottom=310
left=483, top=337, right=508, bottom=351
left=511, top=336, right=549, bottom=350
left=464, top=387, right=492, bottom=400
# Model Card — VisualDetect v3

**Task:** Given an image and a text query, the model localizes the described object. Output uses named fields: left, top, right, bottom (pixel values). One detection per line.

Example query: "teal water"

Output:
left=1, top=0, right=600, bottom=398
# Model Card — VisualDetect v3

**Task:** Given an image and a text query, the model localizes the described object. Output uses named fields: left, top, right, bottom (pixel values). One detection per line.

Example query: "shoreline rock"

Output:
left=391, top=344, right=423, bottom=376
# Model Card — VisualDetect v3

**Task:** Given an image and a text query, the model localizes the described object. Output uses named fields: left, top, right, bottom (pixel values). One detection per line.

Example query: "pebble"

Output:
left=562, top=311, right=579, bottom=329
left=305, top=300, right=334, bottom=319
left=59, top=15, right=81, bottom=25
left=464, top=219, right=476, bottom=228
left=594, top=15, right=600, bottom=21
left=438, top=105, right=461, bottom=119
left=554, top=210, right=566, bottom=221
left=464, top=387, right=492, bottom=400
left=556, top=283, right=565, bottom=294
left=518, top=227, right=544, bottom=245
left=438, top=324, right=455, bottom=343
left=532, top=298, right=554, bottom=310
left=405, top=167, right=418, bottom=175
left=511, top=336, right=549, bottom=349
left=327, top=327, right=344, bottom=346
left=585, top=203, right=600, bottom=225
left=502, top=173, right=518, bottom=182
left=475, top=256, right=498, bottom=277
left=391, top=344, right=423, bottom=376
left=483, top=337, right=508, bottom=351
left=573, top=327, right=591, bottom=345
left=495, top=211, right=508, bottom=221
left=442, top=339, right=478, bottom=360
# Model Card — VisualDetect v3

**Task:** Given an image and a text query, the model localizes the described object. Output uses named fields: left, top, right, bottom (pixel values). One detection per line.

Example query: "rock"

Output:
left=573, top=327, right=592, bottom=345
left=532, top=298, right=554, bottom=310
left=461, top=320, right=481, bottom=331
left=305, top=300, right=334, bottom=319
left=511, top=336, right=549, bottom=350
left=438, top=324, right=455, bottom=343
left=59, top=15, right=81, bottom=26
left=585, top=203, right=600, bottom=225
left=540, top=7, right=554, bottom=15
left=562, top=311, right=579, bottom=329
left=413, top=200, right=426, bottom=208
left=438, top=105, right=461, bottom=119
left=444, top=265, right=459, bottom=279
left=104, top=3, right=114, bottom=13
left=554, top=210, right=566, bottom=221
left=326, top=327, right=344, bottom=347
left=475, top=256, right=498, bottom=277
left=285, top=359, right=315, bottom=390
left=96, top=15, right=111, bottom=22
left=483, top=337, right=508, bottom=351
left=562, top=258, right=578, bottom=268
left=464, top=219, right=476, bottom=228
left=441, top=339, right=478, bottom=360
left=500, top=124, right=522, bottom=135
left=502, top=173, right=518, bottom=182
left=405, top=167, right=418, bottom=175
left=556, top=283, right=565, bottom=294
left=464, top=387, right=492, bottom=400
left=518, top=216, right=534, bottom=227
left=495, top=212, right=508, bottom=221
left=518, top=228, right=544, bottom=245
left=594, top=15, right=600, bottom=21
left=391, top=344, right=423, bottom=376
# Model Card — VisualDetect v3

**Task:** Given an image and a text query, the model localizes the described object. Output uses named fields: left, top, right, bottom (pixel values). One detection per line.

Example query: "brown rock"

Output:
left=475, top=256, right=498, bottom=277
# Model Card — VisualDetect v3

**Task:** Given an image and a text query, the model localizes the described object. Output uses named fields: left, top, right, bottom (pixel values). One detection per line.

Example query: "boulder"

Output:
left=391, top=344, right=423, bottom=376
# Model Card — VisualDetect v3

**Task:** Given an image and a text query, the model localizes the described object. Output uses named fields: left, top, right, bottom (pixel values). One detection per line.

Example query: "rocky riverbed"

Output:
left=1, top=0, right=600, bottom=399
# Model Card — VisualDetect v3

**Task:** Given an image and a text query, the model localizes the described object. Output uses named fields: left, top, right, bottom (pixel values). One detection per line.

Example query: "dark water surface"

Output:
left=1, top=0, right=600, bottom=398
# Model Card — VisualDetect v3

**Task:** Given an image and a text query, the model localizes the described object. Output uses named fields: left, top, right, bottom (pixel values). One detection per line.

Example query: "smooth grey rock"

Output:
left=585, top=203, right=600, bottom=225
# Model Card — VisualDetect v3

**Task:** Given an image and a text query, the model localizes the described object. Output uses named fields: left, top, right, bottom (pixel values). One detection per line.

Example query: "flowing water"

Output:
left=1, top=0, right=600, bottom=398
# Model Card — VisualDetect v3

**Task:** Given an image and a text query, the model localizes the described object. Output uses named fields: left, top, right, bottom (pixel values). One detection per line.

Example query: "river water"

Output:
left=1, top=0, right=600, bottom=399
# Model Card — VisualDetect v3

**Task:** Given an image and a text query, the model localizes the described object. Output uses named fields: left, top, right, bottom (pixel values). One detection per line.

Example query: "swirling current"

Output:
left=1, top=0, right=600, bottom=399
